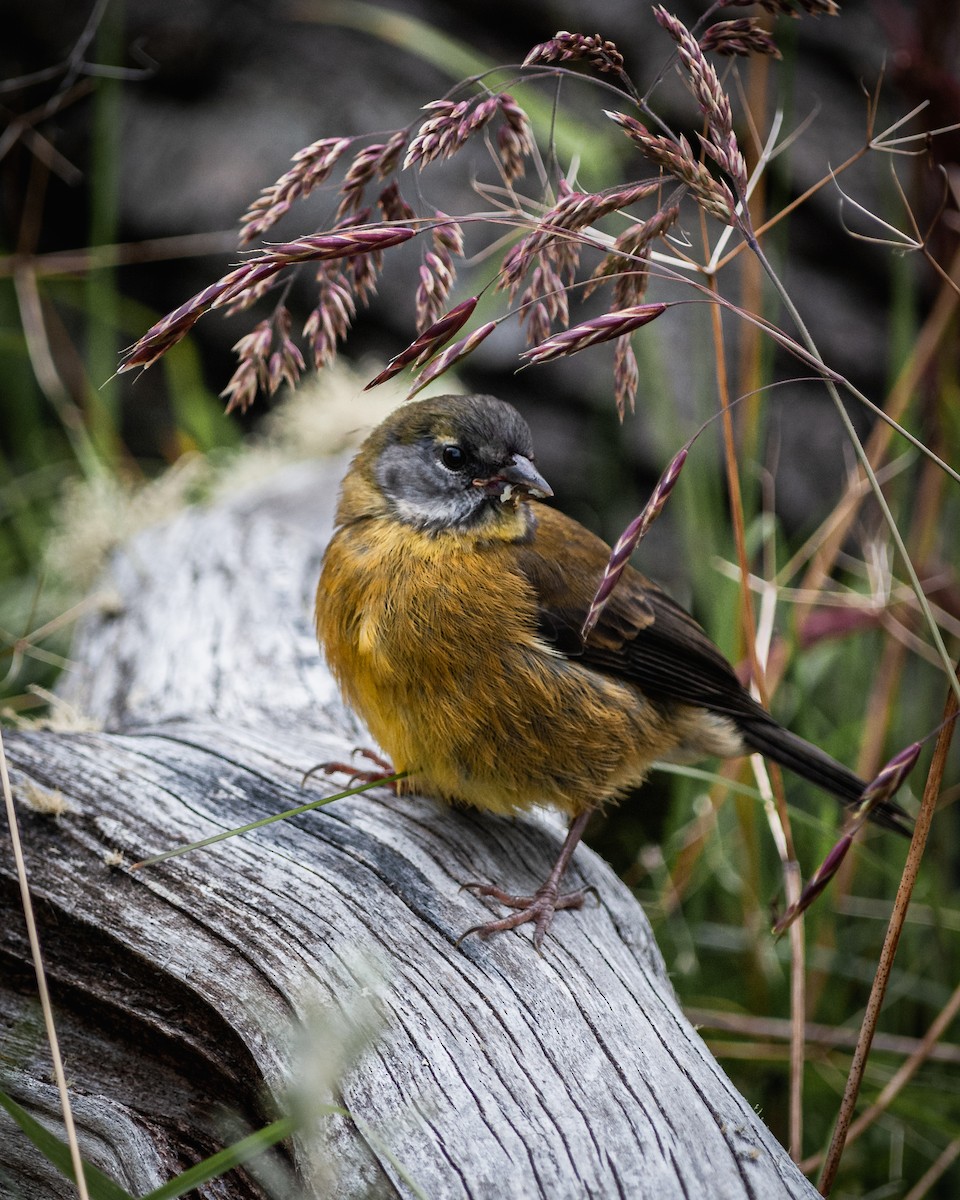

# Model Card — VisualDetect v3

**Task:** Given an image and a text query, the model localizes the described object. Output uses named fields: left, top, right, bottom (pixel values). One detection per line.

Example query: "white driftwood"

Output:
left=1, top=459, right=818, bottom=1199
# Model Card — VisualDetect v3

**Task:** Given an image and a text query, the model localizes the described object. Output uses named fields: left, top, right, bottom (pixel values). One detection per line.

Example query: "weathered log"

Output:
left=1, top=458, right=817, bottom=1198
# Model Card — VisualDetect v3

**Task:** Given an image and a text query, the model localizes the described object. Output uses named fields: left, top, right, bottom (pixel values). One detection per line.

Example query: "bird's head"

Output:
left=340, top=394, right=553, bottom=536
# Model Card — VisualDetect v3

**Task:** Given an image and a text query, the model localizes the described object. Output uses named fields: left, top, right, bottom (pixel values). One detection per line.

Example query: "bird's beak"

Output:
left=474, top=454, right=553, bottom=504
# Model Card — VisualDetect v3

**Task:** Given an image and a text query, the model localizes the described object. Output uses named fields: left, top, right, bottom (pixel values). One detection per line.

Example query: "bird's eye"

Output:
left=440, top=444, right=466, bottom=471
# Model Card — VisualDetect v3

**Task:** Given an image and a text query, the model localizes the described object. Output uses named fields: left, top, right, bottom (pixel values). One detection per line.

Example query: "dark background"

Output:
left=4, top=0, right=957, bottom=557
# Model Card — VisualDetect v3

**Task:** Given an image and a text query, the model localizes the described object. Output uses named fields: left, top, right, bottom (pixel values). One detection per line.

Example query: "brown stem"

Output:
left=802, top=977, right=960, bottom=1174
left=817, top=663, right=959, bottom=1195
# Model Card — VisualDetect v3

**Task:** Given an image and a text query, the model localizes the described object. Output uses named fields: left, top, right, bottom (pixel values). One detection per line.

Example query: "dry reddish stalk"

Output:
left=606, top=112, right=737, bottom=224
left=122, top=7, right=810, bottom=407
left=407, top=320, right=498, bottom=396
left=581, top=445, right=688, bottom=639
left=365, top=297, right=479, bottom=389
left=520, top=302, right=670, bottom=365
left=700, top=19, right=783, bottom=59
left=799, top=979, right=960, bottom=1174
left=524, top=31, right=626, bottom=76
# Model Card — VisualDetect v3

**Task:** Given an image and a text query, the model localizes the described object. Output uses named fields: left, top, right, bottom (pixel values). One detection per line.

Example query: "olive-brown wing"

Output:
left=519, top=505, right=761, bottom=720
left=518, top=505, right=911, bottom=832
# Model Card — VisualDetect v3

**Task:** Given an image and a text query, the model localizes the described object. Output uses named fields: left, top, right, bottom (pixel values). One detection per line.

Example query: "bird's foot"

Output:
left=302, top=747, right=398, bottom=791
left=458, top=879, right=597, bottom=951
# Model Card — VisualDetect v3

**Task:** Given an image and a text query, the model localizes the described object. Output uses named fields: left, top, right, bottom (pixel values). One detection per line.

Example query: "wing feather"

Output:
left=518, top=506, right=760, bottom=719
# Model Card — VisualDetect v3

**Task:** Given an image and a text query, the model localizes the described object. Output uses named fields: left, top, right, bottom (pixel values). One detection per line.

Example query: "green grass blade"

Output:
left=139, top=1114, right=312, bottom=1200
left=0, top=1086, right=135, bottom=1200
left=132, top=772, right=407, bottom=868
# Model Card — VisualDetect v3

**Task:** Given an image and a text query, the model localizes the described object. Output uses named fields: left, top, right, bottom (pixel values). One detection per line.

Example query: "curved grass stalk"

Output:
left=0, top=729, right=90, bottom=1200
left=742, top=231, right=960, bottom=709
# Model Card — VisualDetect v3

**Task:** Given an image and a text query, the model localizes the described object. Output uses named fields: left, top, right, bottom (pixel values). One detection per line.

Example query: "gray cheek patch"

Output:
left=374, top=443, right=416, bottom=505
left=375, top=442, right=484, bottom=532
left=392, top=492, right=480, bottom=529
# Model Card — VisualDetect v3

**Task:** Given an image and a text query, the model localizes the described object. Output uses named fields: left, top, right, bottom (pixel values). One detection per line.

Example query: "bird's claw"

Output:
left=457, top=880, right=597, bottom=950
left=301, top=747, right=398, bottom=791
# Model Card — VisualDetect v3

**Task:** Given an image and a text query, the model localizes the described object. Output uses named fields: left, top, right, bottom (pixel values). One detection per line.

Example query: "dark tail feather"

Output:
left=739, top=719, right=913, bottom=836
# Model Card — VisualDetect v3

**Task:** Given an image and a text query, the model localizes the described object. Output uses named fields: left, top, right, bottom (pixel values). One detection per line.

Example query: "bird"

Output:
left=315, top=392, right=910, bottom=947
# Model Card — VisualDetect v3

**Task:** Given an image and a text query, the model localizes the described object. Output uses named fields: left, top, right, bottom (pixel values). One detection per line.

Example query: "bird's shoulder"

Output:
left=515, top=505, right=656, bottom=654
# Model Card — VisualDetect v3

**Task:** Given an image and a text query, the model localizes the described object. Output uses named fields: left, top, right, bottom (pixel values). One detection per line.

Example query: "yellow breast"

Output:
left=315, top=515, right=677, bottom=815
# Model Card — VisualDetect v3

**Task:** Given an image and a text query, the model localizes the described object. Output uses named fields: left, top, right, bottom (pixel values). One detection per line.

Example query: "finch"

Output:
left=315, top=393, right=908, bottom=946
